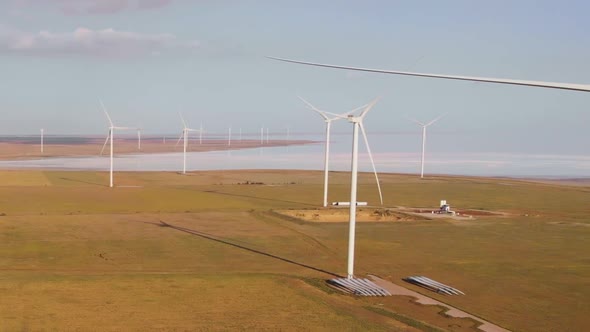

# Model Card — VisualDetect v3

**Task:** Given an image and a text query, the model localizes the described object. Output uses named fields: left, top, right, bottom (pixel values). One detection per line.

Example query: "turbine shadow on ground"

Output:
left=158, top=220, right=342, bottom=278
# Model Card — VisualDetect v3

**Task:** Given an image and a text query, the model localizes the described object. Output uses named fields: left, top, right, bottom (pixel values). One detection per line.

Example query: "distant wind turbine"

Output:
left=407, top=114, right=445, bottom=178
left=137, top=128, right=142, bottom=151
left=40, top=128, right=44, bottom=154
left=99, top=100, right=138, bottom=188
left=176, top=113, right=200, bottom=175
left=199, top=122, right=203, bottom=145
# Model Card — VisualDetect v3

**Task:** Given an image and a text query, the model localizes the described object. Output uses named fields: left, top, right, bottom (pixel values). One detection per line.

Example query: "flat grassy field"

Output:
left=0, top=169, right=588, bottom=331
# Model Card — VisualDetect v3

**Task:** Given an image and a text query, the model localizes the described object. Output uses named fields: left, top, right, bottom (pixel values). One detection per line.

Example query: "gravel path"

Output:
left=368, top=275, right=511, bottom=332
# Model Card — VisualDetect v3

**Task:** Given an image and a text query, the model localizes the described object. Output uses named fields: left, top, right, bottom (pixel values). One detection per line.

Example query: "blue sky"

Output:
left=0, top=0, right=589, bottom=156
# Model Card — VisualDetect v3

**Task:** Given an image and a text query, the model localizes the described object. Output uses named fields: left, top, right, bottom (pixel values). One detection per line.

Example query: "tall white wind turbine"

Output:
left=328, top=98, right=382, bottom=279
left=99, top=100, right=138, bottom=188
left=407, top=114, right=445, bottom=178
left=176, top=113, right=200, bottom=174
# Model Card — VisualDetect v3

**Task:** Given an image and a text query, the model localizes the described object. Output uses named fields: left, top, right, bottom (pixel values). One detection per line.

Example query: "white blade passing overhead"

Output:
left=267, top=56, right=590, bottom=93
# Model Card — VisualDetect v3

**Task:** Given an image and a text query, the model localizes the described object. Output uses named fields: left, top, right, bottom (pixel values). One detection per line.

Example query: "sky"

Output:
left=0, top=0, right=589, bottom=157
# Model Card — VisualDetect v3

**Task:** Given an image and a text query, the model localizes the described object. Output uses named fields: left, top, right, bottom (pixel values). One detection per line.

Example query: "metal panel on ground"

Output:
left=403, top=276, right=464, bottom=295
left=328, top=278, right=392, bottom=296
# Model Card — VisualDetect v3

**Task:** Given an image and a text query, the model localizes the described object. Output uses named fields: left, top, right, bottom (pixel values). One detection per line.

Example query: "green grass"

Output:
left=0, top=170, right=588, bottom=331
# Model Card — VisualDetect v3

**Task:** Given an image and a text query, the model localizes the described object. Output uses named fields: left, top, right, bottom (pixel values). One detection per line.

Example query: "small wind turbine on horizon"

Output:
left=299, top=96, right=371, bottom=207
left=176, top=113, right=201, bottom=175
left=407, top=114, right=445, bottom=178
left=199, top=122, right=203, bottom=145
left=40, top=128, right=44, bottom=154
left=99, top=100, right=139, bottom=188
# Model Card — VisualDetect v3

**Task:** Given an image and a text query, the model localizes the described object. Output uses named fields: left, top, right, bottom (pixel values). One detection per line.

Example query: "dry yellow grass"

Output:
left=0, top=169, right=588, bottom=331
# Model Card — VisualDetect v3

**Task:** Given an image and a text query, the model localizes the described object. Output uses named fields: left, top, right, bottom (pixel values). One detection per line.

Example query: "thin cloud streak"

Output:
left=12, top=0, right=174, bottom=15
left=0, top=26, right=198, bottom=58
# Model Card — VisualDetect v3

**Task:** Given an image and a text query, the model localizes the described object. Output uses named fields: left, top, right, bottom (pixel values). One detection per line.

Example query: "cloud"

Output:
left=0, top=26, right=199, bottom=58
left=13, top=0, right=174, bottom=15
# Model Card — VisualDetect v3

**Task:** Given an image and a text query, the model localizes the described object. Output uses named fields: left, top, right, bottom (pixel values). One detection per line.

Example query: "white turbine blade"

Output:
left=347, top=102, right=370, bottom=115
left=322, top=111, right=350, bottom=120
left=323, top=104, right=369, bottom=120
left=425, top=113, right=446, bottom=127
left=359, top=122, right=383, bottom=205
left=175, top=131, right=184, bottom=146
left=179, top=113, right=188, bottom=129
left=298, top=96, right=330, bottom=120
left=100, top=130, right=110, bottom=155
left=267, top=56, right=590, bottom=93
left=99, top=99, right=114, bottom=127
left=359, top=97, right=380, bottom=118
left=406, top=117, right=425, bottom=126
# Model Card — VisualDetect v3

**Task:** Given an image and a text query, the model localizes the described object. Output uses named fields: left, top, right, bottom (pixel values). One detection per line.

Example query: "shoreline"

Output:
left=0, top=139, right=317, bottom=161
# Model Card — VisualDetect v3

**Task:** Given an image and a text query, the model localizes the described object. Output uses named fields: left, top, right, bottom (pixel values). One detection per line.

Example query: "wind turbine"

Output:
left=40, top=128, right=44, bottom=154
left=176, top=113, right=200, bottom=174
left=333, top=98, right=383, bottom=279
left=99, top=100, right=138, bottom=188
left=137, top=128, right=142, bottom=151
left=199, top=122, right=203, bottom=145
left=407, top=114, right=445, bottom=178
left=299, top=96, right=371, bottom=207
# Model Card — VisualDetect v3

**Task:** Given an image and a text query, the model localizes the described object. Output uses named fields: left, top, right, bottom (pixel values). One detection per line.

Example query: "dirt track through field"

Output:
left=369, top=275, right=511, bottom=332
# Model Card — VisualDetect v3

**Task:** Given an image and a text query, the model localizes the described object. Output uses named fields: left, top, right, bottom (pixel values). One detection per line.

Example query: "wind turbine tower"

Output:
left=177, top=114, right=200, bottom=174
left=343, top=98, right=381, bottom=279
left=199, top=122, right=203, bottom=145
left=40, top=128, right=44, bottom=154
left=99, top=100, right=138, bottom=188
left=407, top=114, right=445, bottom=178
